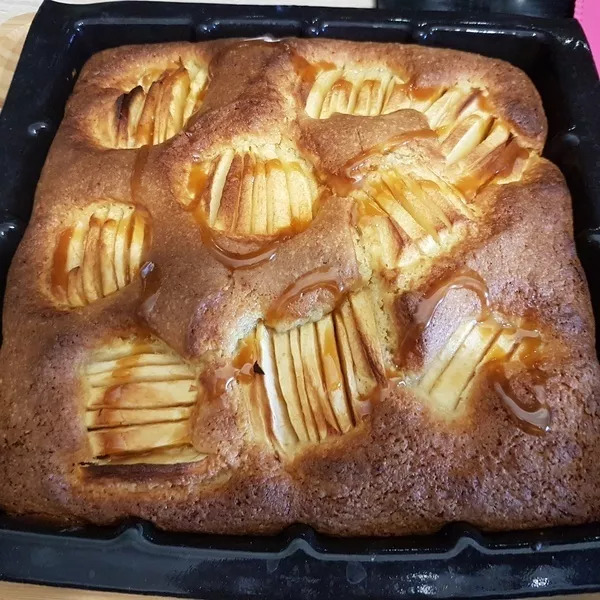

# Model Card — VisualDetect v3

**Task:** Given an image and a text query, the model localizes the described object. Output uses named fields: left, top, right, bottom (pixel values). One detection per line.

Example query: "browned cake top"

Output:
left=0, top=37, right=599, bottom=536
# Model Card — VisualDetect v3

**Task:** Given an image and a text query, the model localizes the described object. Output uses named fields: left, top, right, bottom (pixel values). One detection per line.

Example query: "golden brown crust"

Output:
left=0, top=37, right=598, bottom=536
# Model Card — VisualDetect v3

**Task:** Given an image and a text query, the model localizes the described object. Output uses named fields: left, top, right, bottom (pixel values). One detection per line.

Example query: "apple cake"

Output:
left=1, top=37, right=599, bottom=536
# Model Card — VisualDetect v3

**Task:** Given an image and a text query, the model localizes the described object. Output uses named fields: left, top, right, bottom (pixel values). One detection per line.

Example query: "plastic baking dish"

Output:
left=1, top=1, right=600, bottom=598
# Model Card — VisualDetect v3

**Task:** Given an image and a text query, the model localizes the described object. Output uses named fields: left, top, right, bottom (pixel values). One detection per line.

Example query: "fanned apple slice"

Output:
left=305, top=69, right=343, bottom=118
left=418, top=320, right=477, bottom=394
left=455, top=121, right=510, bottom=180
left=252, top=158, right=268, bottom=234
left=50, top=203, right=151, bottom=307
left=283, top=159, right=313, bottom=226
left=273, top=331, right=310, bottom=443
left=86, top=406, right=192, bottom=429
left=337, top=299, right=380, bottom=399
left=349, top=290, right=386, bottom=384
left=316, top=315, right=353, bottom=433
left=325, top=78, right=353, bottom=117
left=99, top=215, right=119, bottom=297
left=136, top=79, right=162, bottom=146
left=104, top=61, right=208, bottom=148
left=183, top=67, right=209, bottom=122
left=256, top=323, right=299, bottom=454
left=248, top=373, right=274, bottom=449
left=184, top=145, right=319, bottom=236
left=81, top=208, right=107, bottom=303
left=83, top=334, right=203, bottom=466
left=87, top=381, right=198, bottom=410
left=208, top=149, right=235, bottom=227
left=66, top=267, right=86, bottom=307
left=243, top=290, right=387, bottom=455
left=403, top=176, right=452, bottom=232
left=365, top=181, right=425, bottom=244
left=425, top=87, right=470, bottom=130
left=165, top=68, right=191, bottom=140
left=300, top=322, right=341, bottom=436
left=304, top=65, right=406, bottom=119
left=381, top=78, right=411, bottom=114
left=334, top=311, right=363, bottom=423
left=88, top=421, right=190, bottom=457
left=381, top=173, right=439, bottom=241
left=443, top=114, right=492, bottom=164
left=266, top=158, right=292, bottom=233
left=289, top=327, right=320, bottom=443
left=123, top=86, right=146, bottom=147
left=428, top=320, right=502, bottom=412
left=93, top=445, right=207, bottom=466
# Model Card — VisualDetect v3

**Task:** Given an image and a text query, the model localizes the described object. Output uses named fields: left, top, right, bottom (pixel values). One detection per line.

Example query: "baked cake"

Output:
left=1, top=37, right=599, bottom=536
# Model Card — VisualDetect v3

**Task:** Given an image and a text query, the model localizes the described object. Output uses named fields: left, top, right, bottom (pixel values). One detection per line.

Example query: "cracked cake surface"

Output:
left=0, top=37, right=599, bottom=536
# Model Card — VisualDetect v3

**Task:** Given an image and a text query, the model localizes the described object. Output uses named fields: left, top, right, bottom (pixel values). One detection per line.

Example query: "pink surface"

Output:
left=575, top=0, right=600, bottom=72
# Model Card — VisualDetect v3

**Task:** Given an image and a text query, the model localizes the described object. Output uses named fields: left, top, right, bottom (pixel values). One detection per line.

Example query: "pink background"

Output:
left=576, top=0, right=600, bottom=72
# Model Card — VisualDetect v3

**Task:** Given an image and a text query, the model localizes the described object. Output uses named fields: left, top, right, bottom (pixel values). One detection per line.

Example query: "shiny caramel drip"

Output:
left=290, top=53, right=337, bottom=87
left=201, top=337, right=259, bottom=402
left=409, top=84, right=441, bottom=102
left=397, top=268, right=490, bottom=365
left=197, top=221, right=294, bottom=270
left=139, top=260, right=161, bottom=316
left=401, top=266, right=552, bottom=435
left=186, top=162, right=288, bottom=268
left=356, top=197, right=389, bottom=220
left=51, top=226, right=75, bottom=299
left=485, top=332, right=551, bottom=435
left=232, top=336, right=259, bottom=384
left=265, top=266, right=347, bottom=327
left=456, top=139, right=528, bottom=200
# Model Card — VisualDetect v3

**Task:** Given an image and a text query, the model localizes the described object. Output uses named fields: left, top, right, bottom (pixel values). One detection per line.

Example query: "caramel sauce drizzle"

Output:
left=397, top=268, right=490, bottom=365
left=198, top=223, right=282, bottom=270
left=51, top=226, right=75, bottom=298
left=484, top=332, right=551, bottom=435
left=265, top=266, right=347, bottom=327
left=139, top=260, right=161, bottom=316
left=186, top=161, right=311, bottom=270
left=409, top=84, right=440, bottom=102
left=397, top=267, right=551, bottom=435
left=201, top=337, right=258, bottom=402
left=356, top=197, right=389, bottom=220
left=456, top=139, right=528, bottom=200
left=290, top=53, right=337, bottom=87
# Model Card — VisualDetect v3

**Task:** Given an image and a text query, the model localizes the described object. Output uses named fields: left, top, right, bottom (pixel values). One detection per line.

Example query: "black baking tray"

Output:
left=1, top=1, right=600, bottom=598
left=376, top=0, right=576, bottom=18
